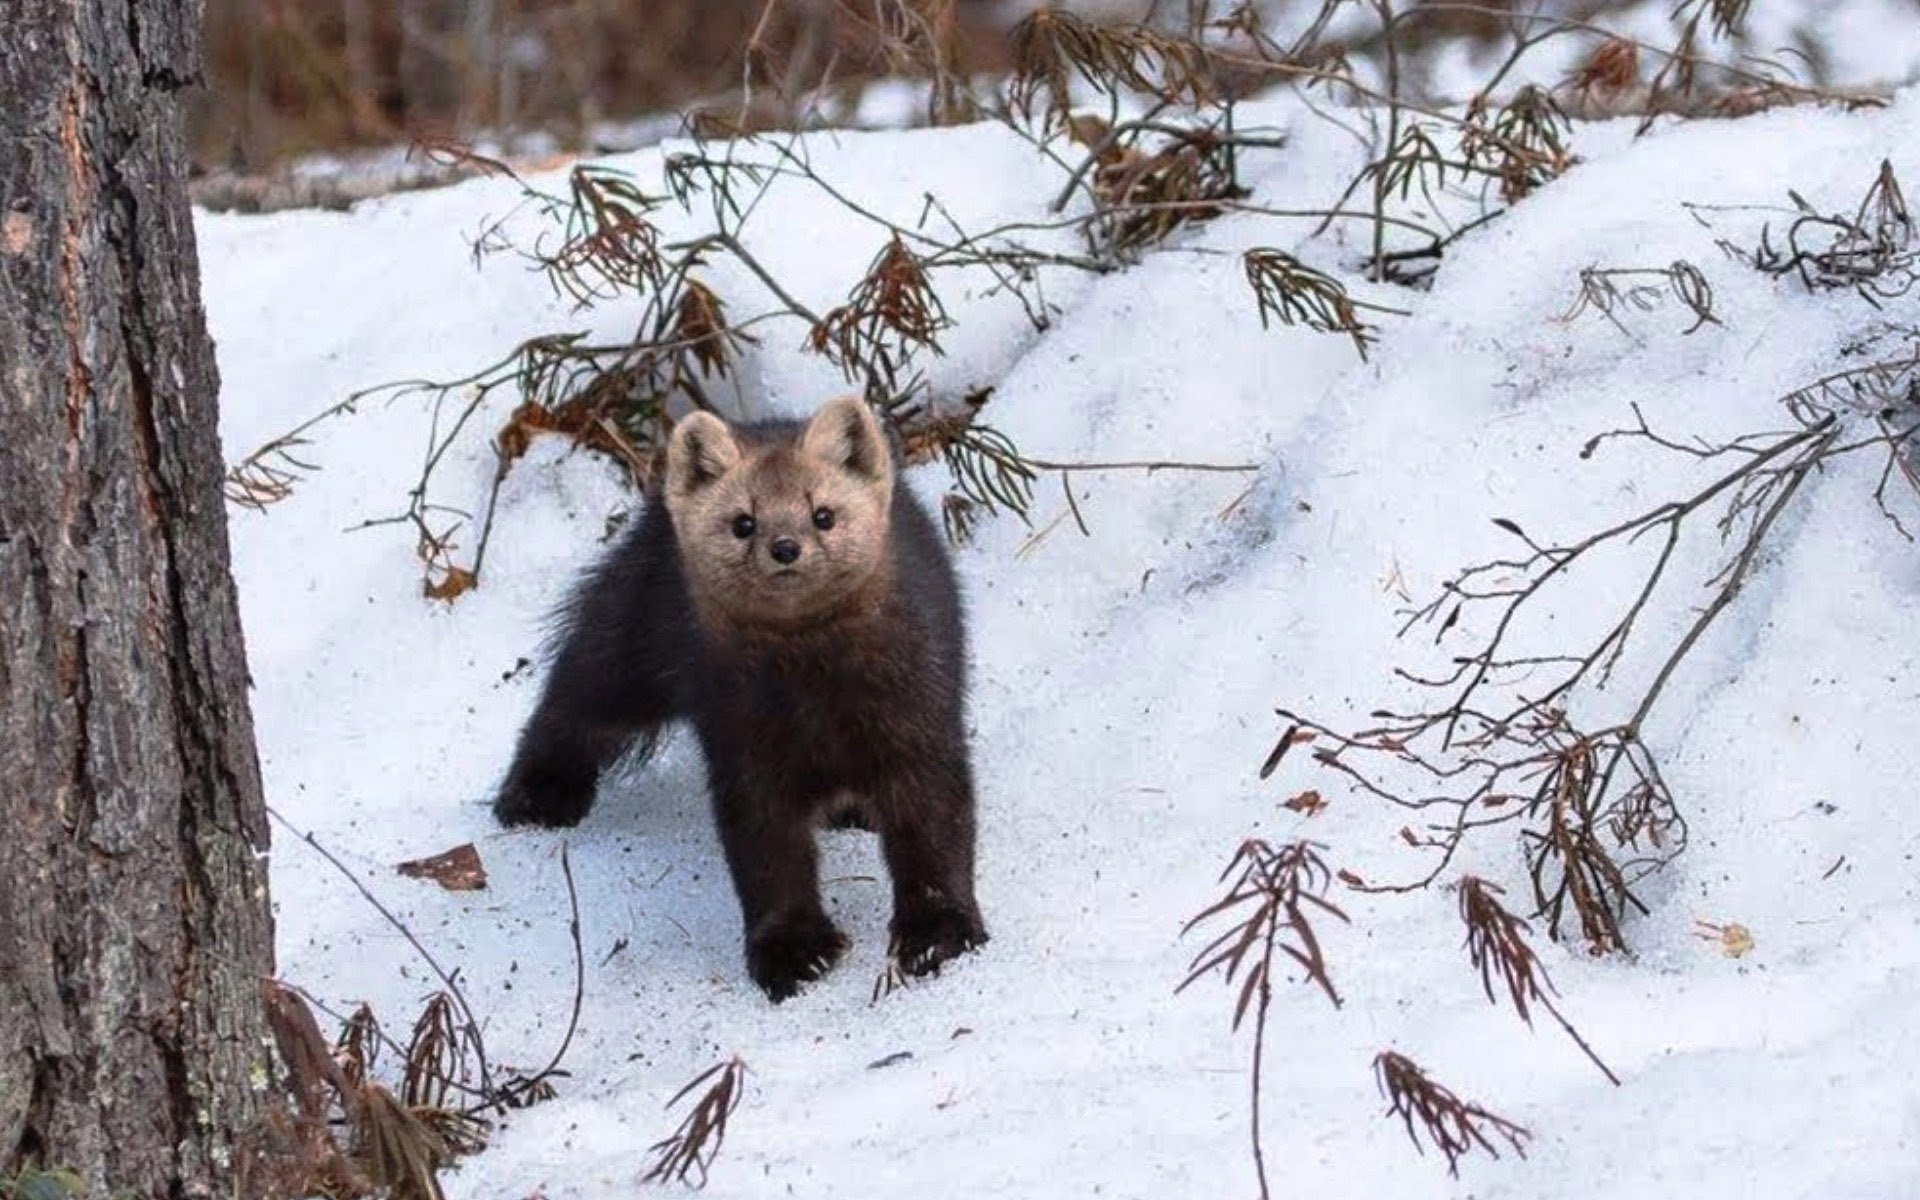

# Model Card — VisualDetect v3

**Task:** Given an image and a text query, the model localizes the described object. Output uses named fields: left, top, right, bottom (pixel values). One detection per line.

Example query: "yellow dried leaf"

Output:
left=1694, top=919, right=1754, bottom=958
left=424, top=566, right=478, bottom=602
left=1717, top=923, right=1755, bottom=958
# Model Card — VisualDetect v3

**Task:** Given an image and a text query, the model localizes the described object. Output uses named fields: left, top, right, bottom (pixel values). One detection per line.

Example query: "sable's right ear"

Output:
left=800, top=395, right=891, bottom=482
left=665, top=412, right=740, bottom=498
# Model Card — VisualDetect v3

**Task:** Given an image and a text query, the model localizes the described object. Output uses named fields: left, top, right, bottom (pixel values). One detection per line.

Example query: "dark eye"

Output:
left=731, top=514, right=756, bottom=539
left=812, top=507, right=836, bottom=531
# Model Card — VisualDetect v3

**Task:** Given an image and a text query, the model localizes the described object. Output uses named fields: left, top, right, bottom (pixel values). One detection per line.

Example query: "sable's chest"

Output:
left=699, top=624, right=927, bottom=763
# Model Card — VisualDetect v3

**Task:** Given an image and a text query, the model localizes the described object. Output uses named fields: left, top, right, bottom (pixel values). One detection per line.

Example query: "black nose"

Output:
left=769, top=537, right=801, bottom=565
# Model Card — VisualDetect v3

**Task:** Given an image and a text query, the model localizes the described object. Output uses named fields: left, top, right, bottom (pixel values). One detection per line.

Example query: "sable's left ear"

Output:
left=664, top=411, right=741, bottom=500
left=801, top=396, right=892, bottom=482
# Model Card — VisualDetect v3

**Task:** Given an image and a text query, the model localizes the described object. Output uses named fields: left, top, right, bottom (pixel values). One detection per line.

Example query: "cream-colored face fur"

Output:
left=663, top=396, right=896, bottom=629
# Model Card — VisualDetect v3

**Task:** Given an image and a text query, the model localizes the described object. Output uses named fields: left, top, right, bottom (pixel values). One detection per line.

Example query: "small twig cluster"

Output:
left=1462, top=85, right=1574, bottom=206
left=1179, top=839, right=1349, bottom=1200
left=1783, top=328, right=1920, bottom=539
left=808, top=234, right=954, bottom=406
left=1243, top=249, right=1378, bottom=359
left=642, top=1057, right=750, bottom=1189
left=224, top=395, right=361, bottom=510
left=1635, top=0, right=1751, bottom=130
left=265, top=810, right=588, bottom=1109
left=245, top=981, right=484, bottom=1200
left=1181, top=839, right=1349, bottom=1015
left=1373, top=1050, right=1530, bottom=1177
left=1563, top=261, right=1719, bottom=338
left=1734, top=160, right=1916, bottom=303
left=1007, top=8, right=1215, bottom=131
left=933, top=418, right=1039, bottom=542
left=1457, top=877, right=1619, bottom=1084
left=1068, top=116, right=1253, bottom=259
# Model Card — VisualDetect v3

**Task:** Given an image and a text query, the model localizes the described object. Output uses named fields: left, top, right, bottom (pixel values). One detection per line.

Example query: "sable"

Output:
left=494, top=396, right=986, bottom=1000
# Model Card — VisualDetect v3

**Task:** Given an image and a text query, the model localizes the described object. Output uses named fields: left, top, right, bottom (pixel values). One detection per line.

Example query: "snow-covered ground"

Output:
left=200, top=83, right=1920, bottom=1199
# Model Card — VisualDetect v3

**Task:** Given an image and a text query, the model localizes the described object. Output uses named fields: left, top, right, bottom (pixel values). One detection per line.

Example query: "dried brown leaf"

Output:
left=397, top=843, right=490, bottom=892
left=1283, top=789, right=1328, bottom=817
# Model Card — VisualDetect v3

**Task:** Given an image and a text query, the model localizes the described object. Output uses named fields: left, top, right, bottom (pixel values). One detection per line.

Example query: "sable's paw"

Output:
left=889, top=904, right=988, bottom=979
left=747, top=914, right=850, bottom=1002
left=492, top=777, right=591, bottom=828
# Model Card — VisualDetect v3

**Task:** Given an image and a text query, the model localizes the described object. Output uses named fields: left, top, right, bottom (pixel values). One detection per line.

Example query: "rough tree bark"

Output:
left=0, top=1, right=277, bottom=1196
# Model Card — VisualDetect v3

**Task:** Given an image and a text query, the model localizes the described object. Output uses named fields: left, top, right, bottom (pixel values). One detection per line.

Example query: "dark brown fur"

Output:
left=493, top=398, right=986, bottom=1000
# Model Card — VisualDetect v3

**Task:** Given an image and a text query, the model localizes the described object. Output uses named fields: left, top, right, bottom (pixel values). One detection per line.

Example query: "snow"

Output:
left=199, top=81, right=1920, bottom=1200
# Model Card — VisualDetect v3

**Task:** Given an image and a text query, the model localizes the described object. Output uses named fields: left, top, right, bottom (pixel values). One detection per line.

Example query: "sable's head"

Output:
left=663, top=396, right=896, bottom=628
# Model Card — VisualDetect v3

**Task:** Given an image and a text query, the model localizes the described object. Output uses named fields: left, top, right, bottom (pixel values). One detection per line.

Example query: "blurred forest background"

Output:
left=191, top=0, right=1011, bottom=169
left=189, top=0, right=1917, bottom=178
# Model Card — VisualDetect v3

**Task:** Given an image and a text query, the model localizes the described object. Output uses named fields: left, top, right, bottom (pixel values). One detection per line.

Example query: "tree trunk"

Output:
left=0, top=2, right=277, bottom=1196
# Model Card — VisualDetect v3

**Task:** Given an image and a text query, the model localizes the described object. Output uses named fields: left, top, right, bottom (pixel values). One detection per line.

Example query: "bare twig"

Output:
left=1563, top=261, right=1720, bottom=338
left=1265, top=336, right=1920, bottom=950
left=642, top=1057, right=750, bottom=1188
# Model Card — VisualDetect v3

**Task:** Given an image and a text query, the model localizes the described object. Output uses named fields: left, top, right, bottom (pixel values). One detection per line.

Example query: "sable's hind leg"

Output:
left=710, top=772, right=848, bottom=1001
left=872, top=760, right=987, bottom=977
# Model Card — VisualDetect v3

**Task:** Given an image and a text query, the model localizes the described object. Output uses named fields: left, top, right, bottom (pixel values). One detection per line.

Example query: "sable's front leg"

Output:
left=494, top=704, right=638, bottom=828
left=872, top=761, right=987, bottom=977
left=710, top=774, right=848, bottom=1001
left=495, top=629, right=677, bottom=827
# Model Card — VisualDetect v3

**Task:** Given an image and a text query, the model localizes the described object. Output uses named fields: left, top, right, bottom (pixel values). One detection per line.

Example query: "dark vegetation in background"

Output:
left=191, top=0, right=1009, bottom=169
left=190, top=0, right=1885, bottom=175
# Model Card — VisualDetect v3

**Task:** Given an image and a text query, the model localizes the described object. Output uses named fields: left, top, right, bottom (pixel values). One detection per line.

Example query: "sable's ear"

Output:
left=665, top=412, right=741, bottom=499
left=800, top=396, right=891, bottom=482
